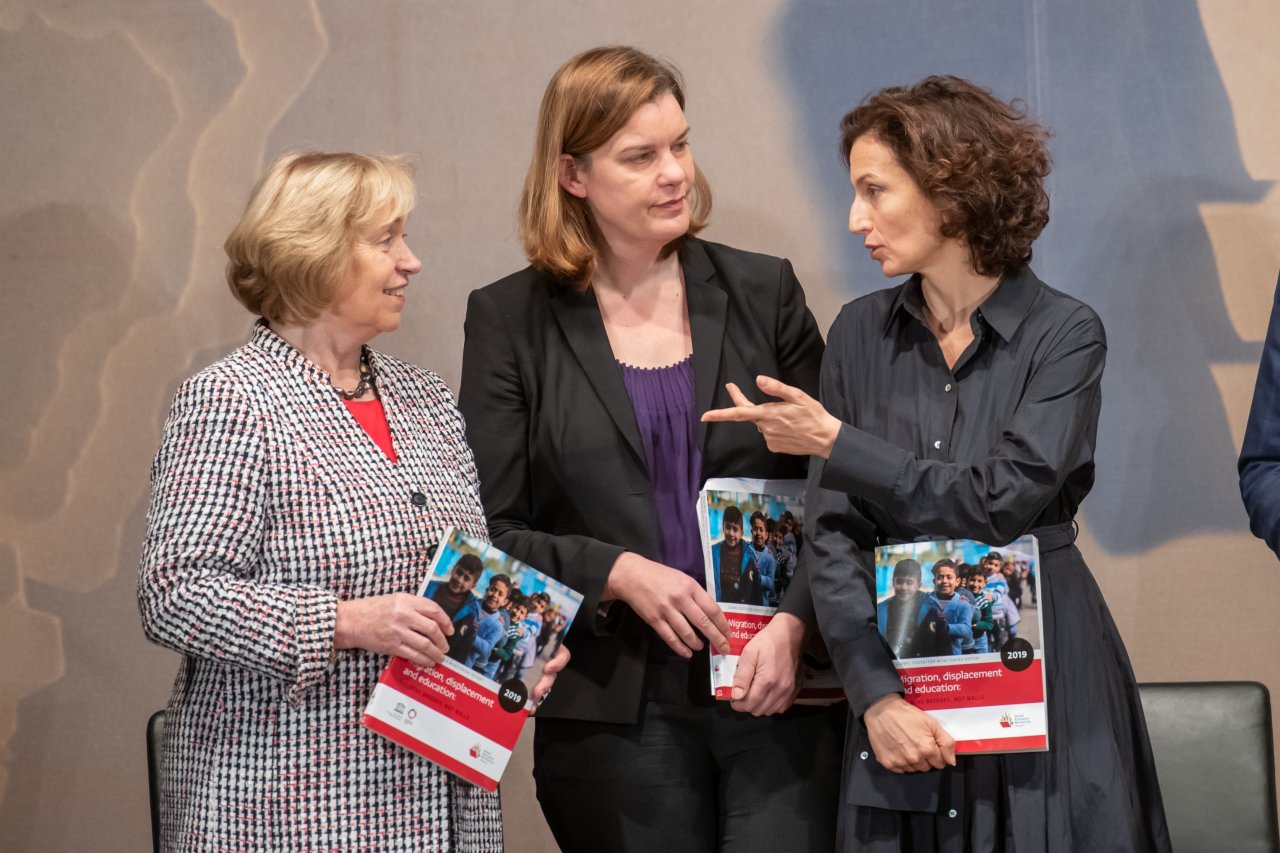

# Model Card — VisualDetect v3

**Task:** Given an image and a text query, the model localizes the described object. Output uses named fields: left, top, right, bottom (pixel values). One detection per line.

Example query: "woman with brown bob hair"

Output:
left=459, top=46, right=842, bottom=851
left=706, top=77, right=1171, bottom=851
left=140, top=152, right=566, bottom=851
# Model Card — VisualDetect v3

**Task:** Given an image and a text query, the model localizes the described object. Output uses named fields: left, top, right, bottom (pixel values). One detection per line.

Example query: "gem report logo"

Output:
left=468, top=743, right=496, bottom=766
left=998, top=711, right=1033, bottom=729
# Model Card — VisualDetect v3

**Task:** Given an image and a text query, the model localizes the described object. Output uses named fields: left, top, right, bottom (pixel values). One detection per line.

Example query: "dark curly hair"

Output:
left=839, top=76, right=1051, bottom=278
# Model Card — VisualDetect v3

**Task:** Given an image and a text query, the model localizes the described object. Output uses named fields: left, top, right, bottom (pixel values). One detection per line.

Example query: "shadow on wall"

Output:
left=0, top=204, right=132, bottom=475
left=774, top=0, right=1269, bottom=552
left=0, top=7, right=232, bottom=847
left=0, top=494, right=177, bottom=853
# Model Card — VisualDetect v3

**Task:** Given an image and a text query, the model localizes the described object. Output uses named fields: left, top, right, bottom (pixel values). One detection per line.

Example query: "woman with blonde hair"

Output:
left=139, top=151, right=566, bottom=851
left=459, top=46, right=842, bottom=851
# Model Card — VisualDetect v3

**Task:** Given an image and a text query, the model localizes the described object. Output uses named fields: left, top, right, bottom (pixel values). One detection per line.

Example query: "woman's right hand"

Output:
left=863, top=693, right=957, bottom=773
left=334, top=593, right=454, bottom=668
left=602, top=552, right=731, bottom=658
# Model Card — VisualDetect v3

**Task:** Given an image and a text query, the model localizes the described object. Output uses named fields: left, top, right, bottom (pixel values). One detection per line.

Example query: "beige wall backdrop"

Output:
left=1, top=2, right=1277, bottom=850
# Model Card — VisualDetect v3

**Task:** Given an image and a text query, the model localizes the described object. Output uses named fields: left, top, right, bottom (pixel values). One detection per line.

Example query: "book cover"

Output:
left=361, top=527, right=584, bottom=791
left=874, top=536, right=1047, bottom=754
left=698, top=478, right=843, bottom=704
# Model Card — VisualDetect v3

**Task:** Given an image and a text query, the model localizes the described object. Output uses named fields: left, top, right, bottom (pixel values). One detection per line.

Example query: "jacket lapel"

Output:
left=549, top=285, right=646, bottom=464
left=681, top=240, right=727, bottom=452
left=548, top=240, right=728, bottom=467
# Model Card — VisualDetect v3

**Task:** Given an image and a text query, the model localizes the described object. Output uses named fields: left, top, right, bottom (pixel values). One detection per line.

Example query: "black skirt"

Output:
left=839, top=545, right=1172, bottom=853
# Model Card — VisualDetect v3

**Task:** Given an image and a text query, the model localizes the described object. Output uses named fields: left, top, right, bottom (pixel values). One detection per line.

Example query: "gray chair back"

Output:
left=1139, top=681, right=1278, bottom=853
left=146, top=709, right=165, bottom=853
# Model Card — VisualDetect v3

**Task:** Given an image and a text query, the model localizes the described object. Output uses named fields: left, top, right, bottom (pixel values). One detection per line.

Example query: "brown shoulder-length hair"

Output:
left=519, top=45, right=713, bottom=289
left=839, top=76, right=1051, bottom=278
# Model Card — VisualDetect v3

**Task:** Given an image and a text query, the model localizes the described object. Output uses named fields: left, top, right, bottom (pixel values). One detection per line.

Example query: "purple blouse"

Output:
left=619, top=357, right=704, bottom=580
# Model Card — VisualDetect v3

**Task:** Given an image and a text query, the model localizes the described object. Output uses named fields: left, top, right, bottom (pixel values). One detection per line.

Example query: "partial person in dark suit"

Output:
left=459, top=45, right=843, bottom=853
left=1239, top=272, right=1280, bottom=556
left=704, top=77, right=1170, bottom=852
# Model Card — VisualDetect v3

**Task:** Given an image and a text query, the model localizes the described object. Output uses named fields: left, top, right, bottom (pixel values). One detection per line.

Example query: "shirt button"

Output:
left=410, top=491, right=427, bottom=507
left=948, top=809, right=957, bottom=819
left=933, top=440, right=942, bottom=450
left=859, top=751, right=869, bottom=760
left=944, top=383, right=952, bottom=392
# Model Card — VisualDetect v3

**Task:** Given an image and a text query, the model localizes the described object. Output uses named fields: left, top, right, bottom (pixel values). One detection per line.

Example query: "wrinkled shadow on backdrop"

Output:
left=775, top=0, right=1268, bottom=552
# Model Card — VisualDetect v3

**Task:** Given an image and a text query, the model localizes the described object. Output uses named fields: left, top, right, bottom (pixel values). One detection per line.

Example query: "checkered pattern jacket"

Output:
left=139, top=323, right=502, bottom=852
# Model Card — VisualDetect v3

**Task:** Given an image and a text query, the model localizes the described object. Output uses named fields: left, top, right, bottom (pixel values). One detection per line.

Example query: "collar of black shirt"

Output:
left=884, top=266, right=1041, bottom=343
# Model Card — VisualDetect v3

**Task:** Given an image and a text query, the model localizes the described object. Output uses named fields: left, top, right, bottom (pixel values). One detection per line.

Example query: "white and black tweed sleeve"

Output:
left=138, top=368, right=338, bottom=698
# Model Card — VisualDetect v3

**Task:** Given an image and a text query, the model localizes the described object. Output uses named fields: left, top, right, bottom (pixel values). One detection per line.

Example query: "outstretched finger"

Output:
left=701, top=404, right=760, bottom=423
left=755, top=374, right=809, bottom=403
left=724, top=382, right=756, bottom=408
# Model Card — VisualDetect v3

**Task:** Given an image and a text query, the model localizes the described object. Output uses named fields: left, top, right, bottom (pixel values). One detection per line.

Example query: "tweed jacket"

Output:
left=139, top=322, right=501, bottom=852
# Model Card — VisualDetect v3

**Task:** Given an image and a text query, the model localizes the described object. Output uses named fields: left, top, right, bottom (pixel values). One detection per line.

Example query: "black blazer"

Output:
left=458, top=237, right=825, bottom=724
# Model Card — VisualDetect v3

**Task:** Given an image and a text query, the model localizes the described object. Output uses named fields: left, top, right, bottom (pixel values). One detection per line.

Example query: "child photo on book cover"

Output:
left=423, top=533, right=580, bottom=698
left=875, top=541, right=1041, bottom=662
left=705, top=492, right=803, bottom=608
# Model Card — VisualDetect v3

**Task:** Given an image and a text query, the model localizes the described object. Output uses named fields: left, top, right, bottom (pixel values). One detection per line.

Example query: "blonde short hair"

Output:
left=518, top=46, right=713, bottom=289
left=224, top=152, right=417, bottom=324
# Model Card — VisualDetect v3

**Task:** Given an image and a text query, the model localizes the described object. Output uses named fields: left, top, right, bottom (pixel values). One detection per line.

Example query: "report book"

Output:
left=874, top=535, right=1047, bottom=754
left=698, top=478, right=843, bottom=705
left=362, top=527, right=583, bottom=790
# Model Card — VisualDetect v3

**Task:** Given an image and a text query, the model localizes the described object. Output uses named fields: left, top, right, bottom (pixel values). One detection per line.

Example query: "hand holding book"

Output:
left=729, top=611, right=806, bottom=716
left=698, top=478, right=845, bottom=707
left=602, top=551, right=731, bottom=657
left=335, top=592, right=455, bottom=668
left=362, top=528, right=586, bottom=791
left=864, top=693, right=957, bottom=773
left=871, top=536, right=1048, bottom=755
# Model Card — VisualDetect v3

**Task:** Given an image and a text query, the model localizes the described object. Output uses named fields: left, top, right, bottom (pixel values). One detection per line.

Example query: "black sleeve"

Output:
left=458, top=287, right=622, bottom=630
left=803, top=326, right=905, bottom=716
left=771, top=258, right=827, bottom=629
left=821, top=306, right=1106, bottom=545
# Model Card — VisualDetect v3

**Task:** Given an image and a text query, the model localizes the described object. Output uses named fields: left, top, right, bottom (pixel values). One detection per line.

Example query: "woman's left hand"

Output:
left=730, top=612, right=806, bottom=717
left=530, top=645, right=570, bottom=715
left=702, top=376, right=842, bottom=458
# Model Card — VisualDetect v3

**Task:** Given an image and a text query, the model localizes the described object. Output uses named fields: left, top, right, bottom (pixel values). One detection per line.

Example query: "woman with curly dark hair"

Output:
left=705, top=76, right=1172, bottom=851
